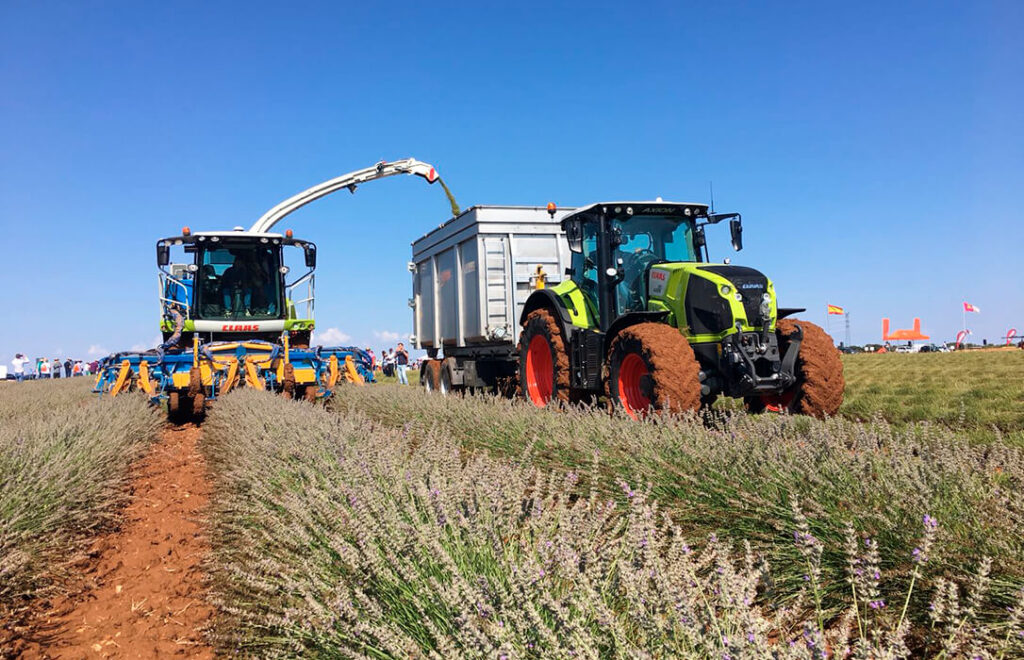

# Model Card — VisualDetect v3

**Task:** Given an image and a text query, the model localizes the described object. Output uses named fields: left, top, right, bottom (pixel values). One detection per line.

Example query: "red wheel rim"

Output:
left=761, top=389, right=796, bottom=413
left=525, top=335, right=554, bottom=406
left=618, top=353, right=651, bottom=419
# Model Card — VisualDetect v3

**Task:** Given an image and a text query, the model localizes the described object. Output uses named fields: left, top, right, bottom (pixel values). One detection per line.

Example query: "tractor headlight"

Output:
left=720, top=284, right=732, bottom=296
left=760, top=293, right=772, bottom=318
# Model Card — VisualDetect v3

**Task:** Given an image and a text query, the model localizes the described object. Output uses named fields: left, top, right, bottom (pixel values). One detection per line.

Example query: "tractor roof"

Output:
left=562, top=201, right=710, bottom=221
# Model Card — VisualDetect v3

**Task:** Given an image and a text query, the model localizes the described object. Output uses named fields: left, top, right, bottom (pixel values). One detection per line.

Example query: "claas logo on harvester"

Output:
left=221, top=324, right=260, bottom=332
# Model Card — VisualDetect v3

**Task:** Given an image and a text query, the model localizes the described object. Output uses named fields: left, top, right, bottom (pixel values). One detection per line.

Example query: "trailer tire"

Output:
left=422, top=359, right=443, bottom=393
left=518, top=309, right=571, bottom=407
left=607, top=323, right=701, bottom=418
left=748, top=319, right=844, bottom=418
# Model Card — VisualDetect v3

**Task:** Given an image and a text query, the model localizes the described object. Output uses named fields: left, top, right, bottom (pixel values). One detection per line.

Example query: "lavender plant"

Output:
left=0, top=379, right=163, bottom=624
left=202, top=390, right=1024, bottom=657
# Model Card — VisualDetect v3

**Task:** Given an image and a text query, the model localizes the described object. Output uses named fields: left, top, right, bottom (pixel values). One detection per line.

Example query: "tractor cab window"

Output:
left=612, top=215, right=697, bottom=315
left=569, top=220, right=600, bottom=318
left=194, top=245, right=282, bottom=320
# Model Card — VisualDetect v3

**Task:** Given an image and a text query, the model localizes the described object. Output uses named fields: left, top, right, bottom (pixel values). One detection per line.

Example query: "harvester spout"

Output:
left=249, top=158, right=459, bottom=234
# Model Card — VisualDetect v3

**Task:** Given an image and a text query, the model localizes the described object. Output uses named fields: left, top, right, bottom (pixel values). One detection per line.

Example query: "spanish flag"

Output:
left=827, top=304, right=845, bottom=315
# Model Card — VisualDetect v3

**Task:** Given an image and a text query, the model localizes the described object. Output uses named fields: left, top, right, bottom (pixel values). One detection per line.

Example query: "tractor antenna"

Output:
left=709, top=181, right=715, bottom=213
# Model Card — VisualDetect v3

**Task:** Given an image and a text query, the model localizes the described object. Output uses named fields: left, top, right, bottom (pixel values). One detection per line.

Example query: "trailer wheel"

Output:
left=422, top=359, right=443, bottom=393
left=518, top=309, right=570, bottom=407
left=607, top=323, right=701, bottom=418
left=749, top=318, right=844, bottom=418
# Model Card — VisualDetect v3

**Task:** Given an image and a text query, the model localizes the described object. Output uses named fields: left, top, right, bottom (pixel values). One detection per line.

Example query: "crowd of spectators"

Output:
left=6, top=353, right=99, bottom=382
left=365, top=342, right=413, bottom=384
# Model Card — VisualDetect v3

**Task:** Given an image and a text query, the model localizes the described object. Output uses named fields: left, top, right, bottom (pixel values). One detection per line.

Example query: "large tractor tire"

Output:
left=518, top=309, right=571, bottom=407
left=747, top=318, right=844, bottom=418
left=421, top=359, right=443, bottom=393
left=607, top=323, right=701, bottom=418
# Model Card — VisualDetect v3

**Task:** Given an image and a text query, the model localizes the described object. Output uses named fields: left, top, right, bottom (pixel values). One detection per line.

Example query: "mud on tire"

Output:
left=517, top=309, right=571, bottom=407
left=421, top=359, right=443, bottom=393
left=748, top=318, right=844, bottom=418
left=607, top=322, right=701, bottom=418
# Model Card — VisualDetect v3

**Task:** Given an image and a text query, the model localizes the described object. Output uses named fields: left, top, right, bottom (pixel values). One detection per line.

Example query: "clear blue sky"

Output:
left=2, top=1, right=1022, bottom=363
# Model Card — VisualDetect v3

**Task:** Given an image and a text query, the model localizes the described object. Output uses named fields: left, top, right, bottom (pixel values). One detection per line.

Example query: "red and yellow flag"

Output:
left=827, top=304, right=845, bottom=315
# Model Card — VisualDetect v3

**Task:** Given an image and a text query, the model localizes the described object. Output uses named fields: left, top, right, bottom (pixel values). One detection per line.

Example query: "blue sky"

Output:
left=2, top=1, right=1022, bottom=363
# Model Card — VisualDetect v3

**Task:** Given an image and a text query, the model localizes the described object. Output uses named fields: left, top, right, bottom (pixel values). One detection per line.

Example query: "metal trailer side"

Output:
left=410, top=205, right=574, bottom=389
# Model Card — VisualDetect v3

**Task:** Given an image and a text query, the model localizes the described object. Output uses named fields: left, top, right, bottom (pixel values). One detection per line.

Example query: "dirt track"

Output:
left=14, top=425, right=214, bottom=659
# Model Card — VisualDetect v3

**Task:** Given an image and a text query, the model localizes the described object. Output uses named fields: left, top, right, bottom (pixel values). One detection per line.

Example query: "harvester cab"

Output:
left=157, top=227, right=317, bottom=347
left=519, top=201, right=844, bottom=418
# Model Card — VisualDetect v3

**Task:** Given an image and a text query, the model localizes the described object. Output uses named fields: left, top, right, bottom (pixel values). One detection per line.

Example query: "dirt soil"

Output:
left=11, top=425, right=215, bottom=659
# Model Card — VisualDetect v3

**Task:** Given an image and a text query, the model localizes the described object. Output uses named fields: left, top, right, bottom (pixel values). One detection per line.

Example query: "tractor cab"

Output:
left=156, top=227, right=318, bottom=346
left=557, top=201, right=745, bottom=331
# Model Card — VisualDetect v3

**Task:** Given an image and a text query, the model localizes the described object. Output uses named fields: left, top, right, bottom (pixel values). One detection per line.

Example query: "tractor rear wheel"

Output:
left=422, top=359, right=443, bottom=393
left=607, top=323, right=701, bottom=418
left=748, top=318, right=844, bottom=418
left=518, top=309, right=571, bottom=407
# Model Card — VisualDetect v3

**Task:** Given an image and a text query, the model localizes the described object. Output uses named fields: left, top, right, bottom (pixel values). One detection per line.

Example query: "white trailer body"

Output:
left=410, top=205, right=574, bottom=388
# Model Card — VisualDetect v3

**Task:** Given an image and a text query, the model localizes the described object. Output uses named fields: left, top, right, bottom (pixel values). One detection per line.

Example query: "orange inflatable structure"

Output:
left=882, top=318, right=930, bottom=341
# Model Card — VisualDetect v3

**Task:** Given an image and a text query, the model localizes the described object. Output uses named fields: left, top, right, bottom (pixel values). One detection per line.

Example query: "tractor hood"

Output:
left=647, top=263, right=777, bottom=341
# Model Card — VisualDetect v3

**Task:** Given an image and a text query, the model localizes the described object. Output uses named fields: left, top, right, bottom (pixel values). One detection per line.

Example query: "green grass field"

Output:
left=839, top=350, right=1024, bottom=444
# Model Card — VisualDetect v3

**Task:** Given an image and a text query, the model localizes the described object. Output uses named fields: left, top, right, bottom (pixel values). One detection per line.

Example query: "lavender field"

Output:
left=201, top=384, right=1024, bottom=658
left=0, top=379, right=163, bottom=626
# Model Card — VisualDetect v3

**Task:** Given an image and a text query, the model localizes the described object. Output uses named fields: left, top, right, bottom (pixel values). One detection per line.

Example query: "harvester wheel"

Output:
left=517, top=309, right=570, bottom=407
left=747, top=318, right=844, bottom=418
left=168, top=391, right=192, bottom=425
left=422, top=360, right=443, bottom=393
left=192, top=392, right=206, bottom=418
left=607, top=323, right=701, bottom=419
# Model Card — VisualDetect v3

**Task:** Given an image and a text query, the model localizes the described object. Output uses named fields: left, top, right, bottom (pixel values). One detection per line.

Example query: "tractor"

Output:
left=517, top=201, right=844, bottom=418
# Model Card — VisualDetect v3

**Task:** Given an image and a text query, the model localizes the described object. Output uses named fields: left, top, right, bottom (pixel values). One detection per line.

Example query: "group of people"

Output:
left=9, top=353, right=98, bottom=382
left=365, top=343, right=411, bottom=384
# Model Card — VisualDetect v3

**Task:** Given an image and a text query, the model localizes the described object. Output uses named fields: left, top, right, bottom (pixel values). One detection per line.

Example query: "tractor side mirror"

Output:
left=729, top=217, right=743, bottom=251
left=157, top=243, right=170, bottom=267
left=304, top=244, right=317, bottom=268
left=693, top=226, right=706, bottom=250
left=564, top=220, right=583, bottom=253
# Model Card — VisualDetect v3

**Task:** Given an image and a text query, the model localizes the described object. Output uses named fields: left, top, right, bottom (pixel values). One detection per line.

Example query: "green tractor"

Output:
left=518, top=201, right=844, bottom=418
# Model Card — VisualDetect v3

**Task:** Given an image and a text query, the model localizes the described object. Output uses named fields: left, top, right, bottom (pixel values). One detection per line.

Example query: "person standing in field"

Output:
left=40, top=358, right=51, bottom=379
left=11, top=353, right=29, bottom=382
left=394, top=342, right=410, bottom=385
left=64, top=358, right=73, bottom=378
left=52, top=358, right=61, bottom=379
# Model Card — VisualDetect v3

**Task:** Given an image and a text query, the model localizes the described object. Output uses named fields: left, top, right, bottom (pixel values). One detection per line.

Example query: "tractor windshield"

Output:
left=194, top=244, right=282, bottom=320
left=613, top=215, right=697, bottom=314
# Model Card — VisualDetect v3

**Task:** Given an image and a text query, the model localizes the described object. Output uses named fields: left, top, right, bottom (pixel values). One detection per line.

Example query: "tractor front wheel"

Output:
left=518, top=309, right=570, bottom=407
left=748, top=318, right=844, bottom=418
left=607, top=323, right=701, bottom=418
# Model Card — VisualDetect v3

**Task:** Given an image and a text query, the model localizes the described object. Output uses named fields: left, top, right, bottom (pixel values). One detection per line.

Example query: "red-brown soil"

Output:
left=10, top=425, right=214, bottom=659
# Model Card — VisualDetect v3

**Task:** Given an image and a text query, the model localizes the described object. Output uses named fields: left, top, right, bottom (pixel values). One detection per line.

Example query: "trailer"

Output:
left=411, top=205, right=575, bottom=392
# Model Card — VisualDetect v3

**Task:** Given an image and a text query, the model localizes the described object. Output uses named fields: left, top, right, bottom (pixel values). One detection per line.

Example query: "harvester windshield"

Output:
left=194, top=244, right=282, bottom=320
